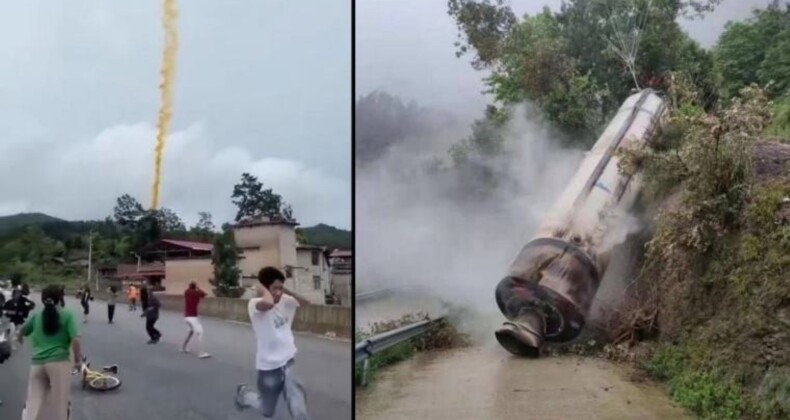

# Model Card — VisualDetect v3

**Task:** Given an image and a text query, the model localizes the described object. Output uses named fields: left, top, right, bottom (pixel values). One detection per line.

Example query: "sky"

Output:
left=356, top=0, right=775, bottom=118
left=0, top=0, right=351, bottom=229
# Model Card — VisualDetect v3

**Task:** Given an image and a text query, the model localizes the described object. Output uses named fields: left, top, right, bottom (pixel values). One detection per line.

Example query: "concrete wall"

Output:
left=154, top=294, right=351, bottom=338
left=164, top=258, right=214, bottom=296
left=73, top=287, right=350, bottom=338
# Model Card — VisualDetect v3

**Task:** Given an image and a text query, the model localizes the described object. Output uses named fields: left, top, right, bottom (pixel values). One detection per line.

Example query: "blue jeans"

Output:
left=256, top=359, right=309, bottom=419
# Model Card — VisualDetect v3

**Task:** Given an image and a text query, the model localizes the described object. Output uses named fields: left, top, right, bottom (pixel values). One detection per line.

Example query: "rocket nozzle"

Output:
left=494, top=310, right=544, bottom=358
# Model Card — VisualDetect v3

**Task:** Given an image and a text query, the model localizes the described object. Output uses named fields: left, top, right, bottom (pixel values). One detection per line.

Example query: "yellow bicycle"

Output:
left=72, top=356, right=122, bottom=391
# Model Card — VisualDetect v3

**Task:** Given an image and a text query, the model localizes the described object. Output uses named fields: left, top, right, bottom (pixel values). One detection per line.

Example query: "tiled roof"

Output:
left=160, top=239, right=213, bottom=252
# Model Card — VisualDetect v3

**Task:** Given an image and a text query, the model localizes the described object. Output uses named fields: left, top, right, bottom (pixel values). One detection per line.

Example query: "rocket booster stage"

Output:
left=495, top=90, right=668, bottom=357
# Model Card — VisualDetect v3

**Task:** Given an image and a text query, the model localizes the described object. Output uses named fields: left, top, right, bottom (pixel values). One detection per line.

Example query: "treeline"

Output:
left=0, top=173, right=304, bottom=283
left=355, top=0, right=790, bottom=183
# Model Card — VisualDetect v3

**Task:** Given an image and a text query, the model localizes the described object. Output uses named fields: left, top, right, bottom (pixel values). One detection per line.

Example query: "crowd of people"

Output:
left=0, top=266, right=312, bottom=420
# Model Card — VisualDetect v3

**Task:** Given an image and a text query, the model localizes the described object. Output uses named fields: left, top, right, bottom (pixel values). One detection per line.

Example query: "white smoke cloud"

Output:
left=356, top=104, right=586, bottom=339
left=0, top=122, right=350, bottom=229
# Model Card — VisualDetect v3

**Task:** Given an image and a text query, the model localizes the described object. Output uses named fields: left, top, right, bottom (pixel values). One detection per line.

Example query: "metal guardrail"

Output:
left=354, top=288, right=392, bottom=302
left=354, top=316, right=444, bottom=365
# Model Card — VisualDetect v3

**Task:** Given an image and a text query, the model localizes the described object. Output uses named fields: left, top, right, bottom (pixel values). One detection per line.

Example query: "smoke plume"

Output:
left=151, top=0, right=179, bottom=210
left=356, top=101, right=589, bottom=343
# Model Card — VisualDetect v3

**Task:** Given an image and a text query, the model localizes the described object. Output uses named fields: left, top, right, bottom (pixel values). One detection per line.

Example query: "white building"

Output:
left=294, top=244, right=330, bottom=304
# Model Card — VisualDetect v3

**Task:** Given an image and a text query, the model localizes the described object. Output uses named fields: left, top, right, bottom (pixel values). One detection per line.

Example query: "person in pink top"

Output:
left=181, top=281, right=210, bottom=359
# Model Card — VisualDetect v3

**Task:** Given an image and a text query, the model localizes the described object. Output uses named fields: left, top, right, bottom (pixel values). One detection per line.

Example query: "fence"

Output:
left=354, top=317, right=445, bottom=385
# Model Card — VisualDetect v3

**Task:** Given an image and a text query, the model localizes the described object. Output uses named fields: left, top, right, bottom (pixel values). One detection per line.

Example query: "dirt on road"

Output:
left=355, top=346, right=689, bottom=420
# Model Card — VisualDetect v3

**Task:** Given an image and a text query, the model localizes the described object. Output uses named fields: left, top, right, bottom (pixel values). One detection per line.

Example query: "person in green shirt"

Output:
left=17, top=284, right=83, bottom=420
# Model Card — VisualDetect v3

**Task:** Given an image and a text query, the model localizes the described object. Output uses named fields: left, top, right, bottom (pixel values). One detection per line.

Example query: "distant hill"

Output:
left=298, top=224, right=351, bottom=250
left=0, top=213, right=64, bottom=232
left=0, top=213, right=351, bottom=250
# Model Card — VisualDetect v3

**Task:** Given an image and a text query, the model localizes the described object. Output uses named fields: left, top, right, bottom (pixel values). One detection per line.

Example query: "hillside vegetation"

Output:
left=349, top=1, right=790, bottom=419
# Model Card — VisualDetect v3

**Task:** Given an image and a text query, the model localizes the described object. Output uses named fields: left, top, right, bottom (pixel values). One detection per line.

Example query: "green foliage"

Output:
left=714, top=1, right=790, bottom=100
left=447, top=0, right=517, bottom=70
left=297, top=224, right=351, bottom=250
left=646, top=344, right=758, bottom=420
left=448, top=0, right=720, bottom=149
left=628, top=79, right=790, bottom=418
left=670, top=371, right=746, bottom=420
left=768, top=97, right=790, bottom=139
left=190, top=212, right=217, bottom=242
left=210, top=229, right=243, bottom=298
left=231, top=173, right=294, bottom=223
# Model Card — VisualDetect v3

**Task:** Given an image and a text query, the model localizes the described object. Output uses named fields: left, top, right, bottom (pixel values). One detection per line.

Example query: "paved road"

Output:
left=0, top=294, right=351, bottom=420
left=356, top=346, right=689, bottom=420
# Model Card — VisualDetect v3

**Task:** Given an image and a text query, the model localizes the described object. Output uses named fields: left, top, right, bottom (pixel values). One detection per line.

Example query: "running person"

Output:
left=181, top=281, right=210, bottom=358
left=128, top=285, right=138, bottom=311
left=140, top=287, right=161, bottom=344
left=18, top=285, right=82, bottom=420
left=2, top=289, right=36, bottom=351
left=106, top=286, right=118, bottom=324
left=77, top=286, right=92, bottom=323
left=235, top=267, right=311, bottom=419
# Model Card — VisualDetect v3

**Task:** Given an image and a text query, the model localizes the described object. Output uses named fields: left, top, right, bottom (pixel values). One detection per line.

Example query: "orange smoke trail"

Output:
left=151, top=0, right=179, bottom=210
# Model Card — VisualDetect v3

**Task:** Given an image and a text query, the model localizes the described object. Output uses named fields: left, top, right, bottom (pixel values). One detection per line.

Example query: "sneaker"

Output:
left=180, top=348, right=189, bottom=354
left=198, top=353, right=212, bottom=359
left=235, top=385, right=249, bottom=411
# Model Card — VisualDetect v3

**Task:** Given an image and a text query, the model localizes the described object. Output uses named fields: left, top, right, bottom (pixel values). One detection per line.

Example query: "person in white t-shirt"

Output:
left=235, top=266, right=311, bottom=419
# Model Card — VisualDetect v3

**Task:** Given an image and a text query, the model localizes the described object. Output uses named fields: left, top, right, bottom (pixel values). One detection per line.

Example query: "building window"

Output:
left=313, top=276, right=321, bottom=290
left=311, top=251, right=319, bottom=266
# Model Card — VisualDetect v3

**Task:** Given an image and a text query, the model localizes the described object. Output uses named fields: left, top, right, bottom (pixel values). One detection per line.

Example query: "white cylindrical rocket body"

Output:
left=495, top=90, right=668, bottom=355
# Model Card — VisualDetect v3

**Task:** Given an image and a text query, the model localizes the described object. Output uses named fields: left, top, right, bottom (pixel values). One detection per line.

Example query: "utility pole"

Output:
left=88, top=230, right=95, bottom=291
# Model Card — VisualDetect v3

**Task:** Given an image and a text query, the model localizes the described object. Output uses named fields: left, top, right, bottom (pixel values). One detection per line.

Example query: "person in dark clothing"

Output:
left=106, top=286, right=118, bottom=324
left=140, top=287, right=161, bottom=344
left=59, top=285, right=66, bottom=308
left=77, top=286, right=93, bottom=324
left=2, top=289, right=35, bottom=351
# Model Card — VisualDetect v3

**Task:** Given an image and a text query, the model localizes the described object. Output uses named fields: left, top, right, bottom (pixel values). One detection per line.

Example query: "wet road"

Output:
left=355, top=346, right=689, bottom=420
left=0, top=294, right=351, bottom=420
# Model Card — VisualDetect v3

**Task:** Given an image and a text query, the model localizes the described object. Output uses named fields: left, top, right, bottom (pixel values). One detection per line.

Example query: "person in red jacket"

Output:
left=182, top=281, right=210, bottom=359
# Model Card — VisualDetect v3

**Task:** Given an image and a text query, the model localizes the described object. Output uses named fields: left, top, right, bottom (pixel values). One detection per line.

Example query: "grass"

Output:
left=646, top=344, right=748, bottom=420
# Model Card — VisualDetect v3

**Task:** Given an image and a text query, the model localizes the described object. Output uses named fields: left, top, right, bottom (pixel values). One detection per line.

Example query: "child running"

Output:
left=235, top=267, right=311, bottom=419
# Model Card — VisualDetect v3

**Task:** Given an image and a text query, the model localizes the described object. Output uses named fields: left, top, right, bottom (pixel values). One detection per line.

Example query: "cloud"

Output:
left=0, top=122, right=350, bottom=229
left=0, top=1, right=350, bottom=230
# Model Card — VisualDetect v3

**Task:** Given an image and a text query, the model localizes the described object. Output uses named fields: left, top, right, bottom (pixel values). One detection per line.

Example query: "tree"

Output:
left=210, top=229, right=243, bottom=298
left=191, top=212, right=216, bottom=242
left=714, top=1, right=790, bottom=99
left=448, top=0, right=517, bottom=70
left=448, top=0, right=719, bottom=144
left=112, top=194, right=145, bottom=229
left=155, top=207, right=186, bottom=232
left=133, top=210, right=162, bottom=251
left=231, top=173, right=295, bottom=222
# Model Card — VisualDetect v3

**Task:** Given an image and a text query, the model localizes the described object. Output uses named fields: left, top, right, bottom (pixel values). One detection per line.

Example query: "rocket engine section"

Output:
left=495, top=89, right=668, bottom=357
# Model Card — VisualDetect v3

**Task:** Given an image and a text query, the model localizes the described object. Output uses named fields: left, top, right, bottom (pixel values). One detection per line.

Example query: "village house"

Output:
left=329, top=249, right=352, bottom=306
left=105, top=216, right=338, bottom=304
left=295, top=244, right=331, bottom=304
